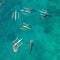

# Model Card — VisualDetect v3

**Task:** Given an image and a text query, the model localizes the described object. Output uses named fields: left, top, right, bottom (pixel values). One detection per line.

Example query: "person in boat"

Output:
left=13, top=38, right=23, bottom=52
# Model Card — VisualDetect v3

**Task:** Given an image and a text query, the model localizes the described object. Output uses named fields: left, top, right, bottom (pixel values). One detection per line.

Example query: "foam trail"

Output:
left=15, top=11, right=17, bottom=21
left=16, top=37, right=18, bottom=40
left=14, top=38, right=23, bottom=45
left=20, top=9, right=24, bottom=12
left=12, top=11, right=17, bottom=21
left=13, top=37, right=18, bottom=43
left=18, top=43, right=23, bottom=47
left=39, top=10, right=47, bottom=13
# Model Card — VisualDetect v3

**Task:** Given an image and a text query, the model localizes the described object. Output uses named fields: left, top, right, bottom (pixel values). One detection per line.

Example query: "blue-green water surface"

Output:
left=0, top=0, right=60, bottom=60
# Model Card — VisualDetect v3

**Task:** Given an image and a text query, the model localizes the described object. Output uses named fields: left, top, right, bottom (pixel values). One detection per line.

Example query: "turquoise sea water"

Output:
left=0, top=0, right=60, bottom=60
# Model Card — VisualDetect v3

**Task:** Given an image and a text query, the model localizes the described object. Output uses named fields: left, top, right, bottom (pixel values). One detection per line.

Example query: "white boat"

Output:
left=13, top=44, right=18, bottom=52
left=13, top=38, right=23, bottom=52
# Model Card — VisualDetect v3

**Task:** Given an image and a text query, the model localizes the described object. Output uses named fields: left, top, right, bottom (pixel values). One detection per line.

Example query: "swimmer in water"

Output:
left=21, top=23, right=31, bottom=30
left=13, top=38, right=23, bottom=52
left=30, top=40, right=34, bottom=54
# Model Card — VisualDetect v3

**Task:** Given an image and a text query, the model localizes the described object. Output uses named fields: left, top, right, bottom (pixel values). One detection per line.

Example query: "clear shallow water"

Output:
left=0, top=0, right=60, bottom=60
